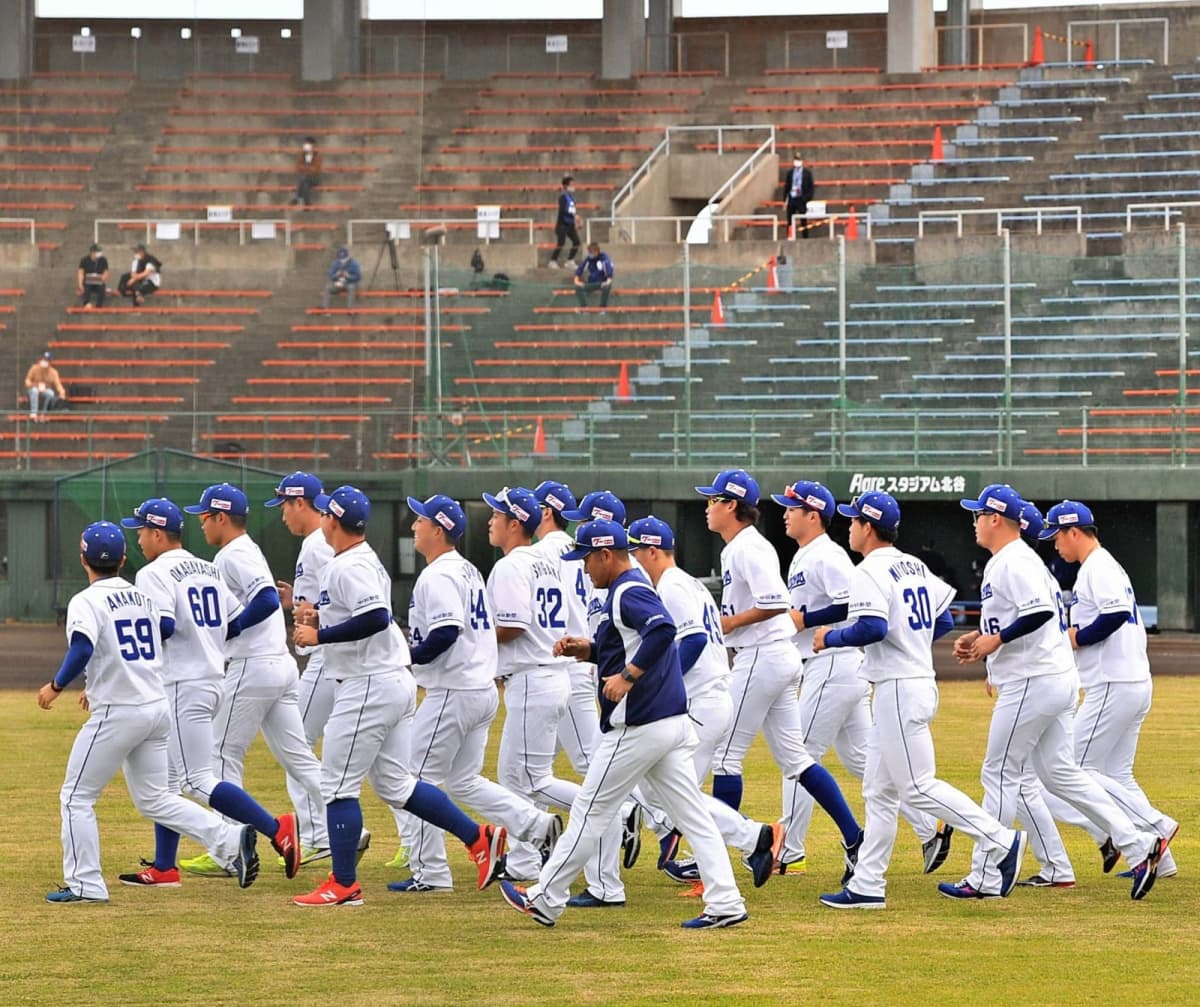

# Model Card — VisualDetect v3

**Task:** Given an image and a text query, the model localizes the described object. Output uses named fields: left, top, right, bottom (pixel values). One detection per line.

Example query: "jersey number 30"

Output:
left=903, top=586, right=933, bottom=630
left=115, top=617, right=156, bottom=661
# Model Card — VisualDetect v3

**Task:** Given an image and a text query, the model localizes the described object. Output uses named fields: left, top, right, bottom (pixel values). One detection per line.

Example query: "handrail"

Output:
left=0, top=217, right=37, bottom=245
left=347, top=217, right=536, bottom=246
left=710, top=127, right=777, bottom=210
left=611, top=131, right=671, bottom=218
left=917, top=206, right=1082, bottom=238
left=586, top=213, right=783, bottom=244
left=1126, top=201, right=1200, bottom=232
left=1067, top=17, right=1168, bottom=64
left=93, top=218, right=292, bottom=246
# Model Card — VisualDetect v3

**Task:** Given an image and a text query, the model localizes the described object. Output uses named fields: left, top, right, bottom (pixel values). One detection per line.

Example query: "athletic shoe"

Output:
left=1099, top=837, right=1120, bottom=874
left=383, top=844, right=408, bottom=870
left=272, top=812, right=301, bottom=879
left=277, top=846, right=331, bottom=870
left=922, top=823, right=954, bottom=875
left=997, top=830, right=1029, bottom=897
left=680, top=911, right=748, bottom=930
left=538, top=814, right=563, bottom=867
left=677, top=881, right=705, bottom=898
left=46, top=887, right=107, bottom=904
left=566, top=889, right=626, bottom=908
left=1016, top=875, right=1076, bottom=889
left=499, top=880, right=555, bottom=927
left=938, top=880, right=1001, bottom=900
left=841, top=828, right=865, bottom=887
left=232, top=826, right=260, bottom=890
left=663, top=858, right=701, bottom=884
left=468, top=824, right=507, bottom=891
left=179, top=852, right=233, bottom=878
left=819, top=888, right=886, bottom=910
left=745, top=823, right=781, bottom=889
left=657, top=829, right=681, bottom=870
left=621, top=804, right=644, bottom=870
left=292, top=872, right=364, bottom=907
left=356, top=829, right=372, bottom=865
left=387, top=878, right=452, bottom=893
left=776, top=855, right=807, bottom=875
left=1130, top=837, right=1166, bottom=901
left=498, top=866, right=538, bottom=884
left=119, top=860, right=182, bottom=888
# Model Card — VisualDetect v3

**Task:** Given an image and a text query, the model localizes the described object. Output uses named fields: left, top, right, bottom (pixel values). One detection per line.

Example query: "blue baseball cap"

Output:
left=695, top=468, right=759, bottom=507
left=407, top=494, right=466, bottom=540
left=1019, top=501, right=1045, bottom=543
left=771, top=479, right=835, bottom=517
left=483, top=486, right=541, bottom=535
left=960, top=483, right=1024, bottom=521
left=837, top=490, right=901, bottom=533
left=561, top=518, right=629, bottom=561
left=184, top=483, right=249, bottom=517
left=628, top=515, right=675, bottom=551
left=264, top=471, right=323, bottom=508
left=120, top=498, right=184, bottom=534
left=562, top=489, right=626, bottom=524
left=533, top=480, right=577, bottom=516
left=315, top=485, right=371, bottom=531
left=1038, top=500, right=1097, bottom=540
left=81, top=520, right=126, bottom=566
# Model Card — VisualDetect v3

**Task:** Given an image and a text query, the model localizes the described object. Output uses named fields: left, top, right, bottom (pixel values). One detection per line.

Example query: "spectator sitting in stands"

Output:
left=290, top=136, right=321, bottom=206
left=24, top=350, right=67, bottom=423
left=574, top=242, right=615, bottom=313
left=117, top=243, right=162, bottom=307
left=76, top=243, right=109, bottom=309
left=321, top=246, right=361, bottom=308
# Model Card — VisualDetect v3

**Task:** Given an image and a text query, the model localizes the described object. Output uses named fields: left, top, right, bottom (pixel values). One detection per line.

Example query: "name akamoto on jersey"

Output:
left=104, top=588, right=156, bottom=614
left=167, top=557, right=220, bottom=583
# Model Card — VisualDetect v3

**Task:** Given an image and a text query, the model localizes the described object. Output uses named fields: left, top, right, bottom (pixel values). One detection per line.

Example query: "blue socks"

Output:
left=154, top=823, right=180, bottom=872
left=210, top=782, right=278, bottom=838
left=405, top=780, right=478, bottom=846
left=328, top=798, right=363, bottom=886
left=712, top=773, right=743, bottom=811
left=799, top=764, right=861, bottom=846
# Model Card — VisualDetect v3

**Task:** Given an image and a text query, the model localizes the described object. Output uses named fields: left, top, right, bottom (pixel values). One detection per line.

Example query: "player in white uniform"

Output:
left=951, top=485, right=1166, bottom=901
left=696, top=468, right=863, bottom=881
left=1037, top=500, right=1179, bottom=878
left=117, top=498, right=302, bottom=887
left=291, top=485, right=507, bottom=907
left=812, top=492, right=1028, bottom=910
left=177, top=483, right=327, bottom=878
left=500, top=519, right=749, bottom=929
left=773, top=481, right=949, bottom=877
left=40, top=522, right=259, bottom=903
left=390, top=493, right=562, bottom=892
left=485, top=485, right=625, bottom=906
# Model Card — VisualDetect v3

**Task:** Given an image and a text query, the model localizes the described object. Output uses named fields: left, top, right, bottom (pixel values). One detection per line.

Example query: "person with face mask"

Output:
left=291, top=136, right=322, bottom=207
left=548, top=175, right=581, bottom=268
left=782, top=153, right=815, bottom=239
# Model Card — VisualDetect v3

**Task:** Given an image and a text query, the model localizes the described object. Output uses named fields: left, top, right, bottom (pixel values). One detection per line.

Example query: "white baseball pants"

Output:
left=556, top=661, right=600, bottom=774
left=321, top=671, right=417, bottom=806
left=1016, top=765, right=1076, bottom=883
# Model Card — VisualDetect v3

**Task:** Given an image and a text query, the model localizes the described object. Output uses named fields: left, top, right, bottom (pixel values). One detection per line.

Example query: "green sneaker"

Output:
left=276, top=846, right=332, bottom=869
left=384, top=845, right=408, bottom=870
left=179, top=852, right=234, bottom=877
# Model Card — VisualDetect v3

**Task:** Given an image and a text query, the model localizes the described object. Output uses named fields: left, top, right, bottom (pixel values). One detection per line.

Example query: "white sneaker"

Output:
left=548, top=260, right=560, bottom=269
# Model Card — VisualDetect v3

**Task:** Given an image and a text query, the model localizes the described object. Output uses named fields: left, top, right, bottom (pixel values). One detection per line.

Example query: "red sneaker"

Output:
left=119, top=861, right=182, bottom=887
left=468, top=824, right=507, bottom=891
left=273, top=812, right=301, bottom=879
left=292, top=873, right=363, bottom=907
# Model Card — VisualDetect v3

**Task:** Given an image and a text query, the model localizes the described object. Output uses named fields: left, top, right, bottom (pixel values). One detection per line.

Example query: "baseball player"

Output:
left=951, top=484, right=1166, bottom=901
left=390, top=494, right=563, bottom=892
left=773, top=480, right=950, bottom=877
left=500, top=519, right=749, bottom=929
left=695, top=468, right=863, bottom=879
left=40, top=522, right=259, bottom=903
left=485, top=486, right=624, bottom=906
left=1037, top=500, right=1179, bottom=878
left=176, top=483, right=327, bottom=878
left=291, top=485, right=507, bottom=907
left=811, top=492, right=1029, bottom=910
left=117, top=497, right=302, bottom=886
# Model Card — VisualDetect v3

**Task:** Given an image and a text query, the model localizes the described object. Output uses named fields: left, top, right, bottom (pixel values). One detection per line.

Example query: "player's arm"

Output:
left=488, top=560, right=533, bottom=644
left=409, top=573, right=464, bottom=665
left=602, top=586, right=676, bottom=702
left=656, top=578, right=705, bottom=675
left=227, top=585, right=281, bottom=639
left=814, top=567, right=888, bottom=653
left=1070, top=610, right=1127, bottom=649
left=38, top=630, right=94, bottom=709
left=959, top=566, right=1053, bottom=662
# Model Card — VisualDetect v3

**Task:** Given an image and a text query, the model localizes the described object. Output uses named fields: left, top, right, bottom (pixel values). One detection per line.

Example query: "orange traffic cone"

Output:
left=616, top=361, right=631, bottom=401
left=931, top=125, right=944, bottom=162
left=532, top=416, right=546, bottom=454
left=1084, top=39, right=1095, bottom=67
left=767, top=255, right=778, bottom=292
left=711, top=290, right=725, bottom=325
left=1030, top=25, right=1044, bottom=66
left=846, top=205, right=859, bottom=241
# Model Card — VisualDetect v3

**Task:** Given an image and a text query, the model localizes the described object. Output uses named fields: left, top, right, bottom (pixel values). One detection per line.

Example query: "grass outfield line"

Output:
left=2, top=679, right=1196, bottom=1007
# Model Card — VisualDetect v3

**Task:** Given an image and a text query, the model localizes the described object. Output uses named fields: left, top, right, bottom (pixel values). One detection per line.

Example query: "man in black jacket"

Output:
left=782, top=154, right=815, bottom=238
left=549, top=175, right=581, bottom=268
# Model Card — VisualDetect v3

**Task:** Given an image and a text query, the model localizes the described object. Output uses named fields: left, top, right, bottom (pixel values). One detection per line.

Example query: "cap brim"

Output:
left=771, top=493, right=803, bottom=508
left=693, top=485, right=720, bottom=497
left=263, top=496, right=287, bottom=508
left=182, top=504, right=208, bottom=514
left=959, top=499, right=987, bottom=511
left=481, top=492, right=507, bottom=513
left=561, top=546, right=592, bottom=561
left=406, top=495, right=431, bottom=519
left=835, top=503, right=860, bottom=519
left=119, top=517, right=146, bottom=529
left=1037, top=527, right=1061, bottom=540
left=313, top=493, right=332, bottom=513
left=560, top=508, right=585, bottom=521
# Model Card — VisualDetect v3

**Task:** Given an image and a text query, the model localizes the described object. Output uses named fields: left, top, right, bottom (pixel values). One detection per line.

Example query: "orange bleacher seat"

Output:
left=57, top=322, right=243, bottom=333
left=445, top=394, right=598, bottom=404
left=262, top=358, right=423, bottom=367
left=279, top=341, right=428, bottom=350
left=134, top=183, right=366, bottom=194
left=199, top=432, right=350, bottom=441
left=54, top=338, right=229, bottom=350
left=217, top=414, right=369, bottom=423
left=0, top=450, right=137, bottom=461
left=232, top=395, right=391, bottom=405
left=454, top=376, right=621, bottom=386
left=246, top=377, right=411, bottom=385
left=496, top=339, right=673, bottom=349
left=202, top=451, right=331, bottom=461
left=414, top=182, right=616, bottom=194
left=474, top=358, right=650, bottom=367
left=747, top=80, right=1012, bottom=95
left=65, top=306, right=258, bottom=316
left=126, top=202, right=352, bottom=213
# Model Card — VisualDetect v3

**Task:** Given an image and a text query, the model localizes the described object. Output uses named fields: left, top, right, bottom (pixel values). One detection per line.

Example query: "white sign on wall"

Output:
left=206, top=205, right=233, bottom=222
left=545, top=35, right=568, bottom=54
left=826, top=30, right=848, bottom=50
left=476, top=205, right=501, bottom=240
left=235, top=36, right=260, bottom=54
left=71, top=34, right=96, bottom=53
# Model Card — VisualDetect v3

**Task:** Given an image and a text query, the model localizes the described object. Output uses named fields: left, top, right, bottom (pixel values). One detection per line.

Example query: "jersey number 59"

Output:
left=115, top=617, right=156, bottom=661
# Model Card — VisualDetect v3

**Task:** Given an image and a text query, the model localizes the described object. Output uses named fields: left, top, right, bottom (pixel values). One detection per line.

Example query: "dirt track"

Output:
left=2, top=621, right=1195, bottom=689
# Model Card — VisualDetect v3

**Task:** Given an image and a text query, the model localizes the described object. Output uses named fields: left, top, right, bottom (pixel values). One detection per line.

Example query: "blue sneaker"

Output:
left=663, top=858, right=701, bottom=884
left=387, top=878, right=452, bottom=893
left=566, top=889, right=625, bottom=908
left=499, top=880, right=555, bottom=927
left=819, top=888, right=886, bottom=910
left=744, top=823, right=782, bottom=889
left=997, top=830, right=1029, bottom=897
left=46, top=887, right=107, bottom=904
left=938, top=880, right=1001, bottom=900
left=841, top=828, right=865, bottom=887
left=680, top=911, right=748, bottom=930
left=657, top=829, right=681, bottom=870
left=232, top=826, right=260, bottom=890
left=1130, top=838, right=1166, bottom=901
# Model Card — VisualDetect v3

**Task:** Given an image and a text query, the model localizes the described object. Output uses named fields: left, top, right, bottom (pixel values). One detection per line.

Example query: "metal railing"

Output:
left=347, top=217, right=536, bottom=246
left=0, top=217, right=38, bottom=245
left=932, top=22, right=1029, bottom=68
left=1068, top=17, right=1169, bottom=65
left=504, top=33, right=601, bottom=75
left=643, top=31, right=730, bottom=77
left=1127, top=201, right=1200, bottom=232
left=918, top=206, right=1083, bottom=238
left=360, top=32, right=450, bottom=77
left=93, top=218, right=292, bottom=246
left=781, top=28, right=886, bottom=71
left=710, top=127, right=777, bottom=210
left=586, top=213, right=782, bottom=244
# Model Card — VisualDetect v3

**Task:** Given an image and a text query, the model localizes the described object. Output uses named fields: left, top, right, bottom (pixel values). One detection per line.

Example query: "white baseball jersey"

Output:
left=135, top=548, right=242, bottom=684
left=979, top=539, right=1074, bottom=686
left=787, top=533, right=855, bottom=660
left=487, top=545, right=574, bottom=676
left=293, top=527, right=334, bottom=657
left=719, top=525, right=792, bottom=648
left=537, top=528, right=590, bottom=638
left=655, top=565, right=730, bottom=700
left=408, top=550, right=497, bottom=691
left=1070, top=545, right=1149, bottom=688
left=318, top=540, right=411, bottom=680
left=65, top=577, right=165, bottom=707
left=214, top=533, right=287, bottom=658
left=847, top=546, right=955, bottom=683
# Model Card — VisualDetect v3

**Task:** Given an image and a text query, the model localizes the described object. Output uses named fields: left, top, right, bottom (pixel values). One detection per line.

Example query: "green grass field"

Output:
left=2, top=679, right=1197, bottom=1007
